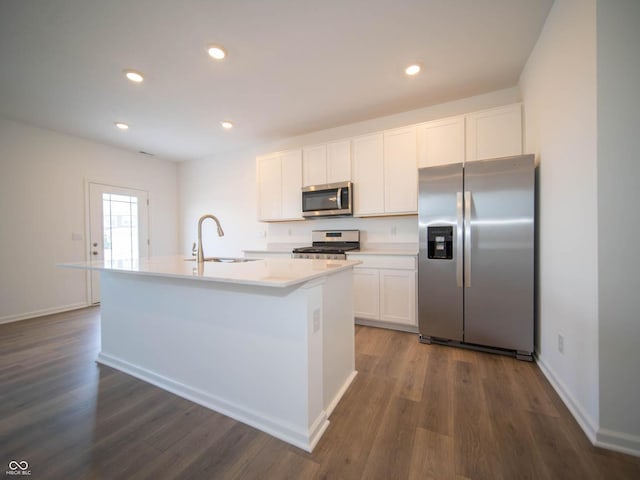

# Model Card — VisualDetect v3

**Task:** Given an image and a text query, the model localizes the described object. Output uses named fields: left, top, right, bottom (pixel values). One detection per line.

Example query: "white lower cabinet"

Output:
left=353, top=268, right=380, bottom=319
left=379, top=269, right=415, bottom=325
left=348, top=254, right=417, bottom=332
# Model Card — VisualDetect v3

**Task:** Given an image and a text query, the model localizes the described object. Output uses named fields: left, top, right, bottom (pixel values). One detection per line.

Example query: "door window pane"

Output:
left=102, top=193, right=139, bottom=262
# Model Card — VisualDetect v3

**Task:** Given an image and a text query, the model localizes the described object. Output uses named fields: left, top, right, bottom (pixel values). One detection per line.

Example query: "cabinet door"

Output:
left=281, top=149, right=303, bottom=220
left=302, top=145, right=327, bottom=187
left=379, top=269, right=416, bottom=325
left=466, top=104, right=522, bottom=161
left=353, top=268, right=380, bottom=319
left=326, top=140, right=351, bottom=183
left=417, top=116, right=465, bottom=167
left=384, top=126, right=417, bottom=214
left=352, top=133, right=384, bottom=216
left=257, top=154, right=282, bottom=221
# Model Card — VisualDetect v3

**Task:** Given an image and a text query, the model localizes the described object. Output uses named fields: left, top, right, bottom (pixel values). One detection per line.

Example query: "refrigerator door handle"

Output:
left=456, top=192, right=463, bottom=287
left=464, top=191, right=472, bottom=287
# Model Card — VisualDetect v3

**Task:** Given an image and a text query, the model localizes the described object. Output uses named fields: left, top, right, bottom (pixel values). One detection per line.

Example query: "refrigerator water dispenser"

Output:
left=427, top=226, right=453, bottom=259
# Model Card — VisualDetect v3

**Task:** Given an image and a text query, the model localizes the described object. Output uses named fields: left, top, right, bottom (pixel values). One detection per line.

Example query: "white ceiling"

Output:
left=0, top=0, right=553, bottom=162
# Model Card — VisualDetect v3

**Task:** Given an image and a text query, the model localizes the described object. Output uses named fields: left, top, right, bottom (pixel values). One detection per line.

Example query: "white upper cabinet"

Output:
left=353, top=128, right=417, bottom=217
left=302, top=141, right=351, bottom=186
left=352, top=133, right=384, bottom=216
left=302, top=144, right=327, bottom=187
left=383, top=126, right=417, bottom=214
left=326, top=140, right=351, bottom=184
left=257, top=154, right=282, bottom=221
left=417, top=115, right=465, bottom=167
left=281, top=150, right=303, bottom=220
left=466, top=104, right=522, bottom=161
left=258, top=103, right=522, bottom=219
left=256, top=149, right=302, bottom=221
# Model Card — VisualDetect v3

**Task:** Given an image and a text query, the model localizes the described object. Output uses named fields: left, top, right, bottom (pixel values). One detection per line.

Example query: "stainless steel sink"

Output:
left=185, top=257, right=258, bottom=263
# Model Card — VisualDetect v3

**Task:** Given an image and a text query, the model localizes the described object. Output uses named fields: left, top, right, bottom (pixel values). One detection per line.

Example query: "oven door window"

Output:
left=303, top=189, right=340, bottom=211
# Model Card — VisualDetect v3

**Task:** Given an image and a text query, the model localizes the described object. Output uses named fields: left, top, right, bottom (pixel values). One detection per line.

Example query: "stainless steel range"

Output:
left=292, top=230, right=360, bottom=260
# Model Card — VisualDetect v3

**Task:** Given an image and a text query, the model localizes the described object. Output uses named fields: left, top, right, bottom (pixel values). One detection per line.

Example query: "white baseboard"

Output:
left=0, top=302, right=89, bottom=325
left=325, top=370, right=358, bottom=418
left=535, top=354, right=599, bottom=443
left=596, top=428, right=640, bottom=458
left=355, top=317, right=419, bottom=334
left=96, top=352, right=329, bottom=452
left=537, top=354, right=640, bottom=457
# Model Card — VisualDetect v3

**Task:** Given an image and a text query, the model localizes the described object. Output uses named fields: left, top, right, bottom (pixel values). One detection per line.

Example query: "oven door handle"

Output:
left=336, top=187, right=342, bottom=210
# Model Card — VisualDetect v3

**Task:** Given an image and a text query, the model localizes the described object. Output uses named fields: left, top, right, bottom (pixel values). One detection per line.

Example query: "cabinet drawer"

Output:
left=348, top=254, right=416, bottom=270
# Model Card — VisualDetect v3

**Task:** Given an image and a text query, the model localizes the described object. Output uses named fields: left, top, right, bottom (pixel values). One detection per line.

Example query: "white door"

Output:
left=88, top=183, right=149, bottom=304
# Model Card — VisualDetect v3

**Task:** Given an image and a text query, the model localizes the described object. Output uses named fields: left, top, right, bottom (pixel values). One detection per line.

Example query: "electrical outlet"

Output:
left=558, top=334, right=565, bottom=354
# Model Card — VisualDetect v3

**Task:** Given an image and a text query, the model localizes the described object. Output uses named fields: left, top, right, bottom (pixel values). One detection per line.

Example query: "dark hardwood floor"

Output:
left=1, top=307, right=639, bottom=479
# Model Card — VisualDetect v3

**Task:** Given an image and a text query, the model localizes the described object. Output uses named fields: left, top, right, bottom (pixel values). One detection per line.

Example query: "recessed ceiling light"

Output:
left=115, top=122, right=129, bottom=130
left=208, top=45, right=227, bottom=60
left=123, top=69, right=144, bottom=83
left=405, top=64, right=421, bottom=76
left=220, top=121, right=234, bottom=129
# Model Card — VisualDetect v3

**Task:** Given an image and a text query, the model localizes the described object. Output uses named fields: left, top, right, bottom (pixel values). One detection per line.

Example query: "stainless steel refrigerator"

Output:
left=418, top=154, right=534, bottom=360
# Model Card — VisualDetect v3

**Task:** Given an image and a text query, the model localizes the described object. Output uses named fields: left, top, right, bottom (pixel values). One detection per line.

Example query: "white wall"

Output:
left=596, top=0, right=640, bottom=455
left=178, top=87, right=522, bottom=256
left=519, top=0, right=600, bottom=442
left=0, top=117, right=179, bottom=323
left=178, top=147, right=264, bottom=257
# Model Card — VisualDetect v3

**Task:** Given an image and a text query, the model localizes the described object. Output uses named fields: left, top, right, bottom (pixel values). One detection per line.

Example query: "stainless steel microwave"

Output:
left=301, top=181, right=353, bottom=218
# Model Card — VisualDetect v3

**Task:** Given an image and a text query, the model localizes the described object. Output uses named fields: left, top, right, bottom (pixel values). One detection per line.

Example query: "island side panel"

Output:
left=97, top=270, right=327, bottom=451
left=322, top=269, right=357, bottom=415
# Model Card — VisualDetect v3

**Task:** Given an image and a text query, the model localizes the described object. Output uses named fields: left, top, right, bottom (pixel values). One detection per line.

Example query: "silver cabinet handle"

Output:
left=464, top=191, right=472, bottom=288
left=456, top=192, right=463, bottom=287
left=336, top=187, right=342, bottom=210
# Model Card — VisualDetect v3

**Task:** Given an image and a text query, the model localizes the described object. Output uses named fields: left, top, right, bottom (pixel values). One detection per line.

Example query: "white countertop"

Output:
left=243, top=243, right=304, bottom=254
left=347, top=249, right=418, bottom=256
left=244, top=243, right=418, bottom=256
left=61, top=255, right=360, bottom=288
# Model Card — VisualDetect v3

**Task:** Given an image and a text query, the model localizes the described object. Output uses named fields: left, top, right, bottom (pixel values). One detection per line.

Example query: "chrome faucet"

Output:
left=196, top=214, right=224, bottom=263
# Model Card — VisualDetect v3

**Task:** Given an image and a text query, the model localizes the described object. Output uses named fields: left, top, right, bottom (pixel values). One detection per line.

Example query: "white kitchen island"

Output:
left=63, top=256, right=359, bottom=452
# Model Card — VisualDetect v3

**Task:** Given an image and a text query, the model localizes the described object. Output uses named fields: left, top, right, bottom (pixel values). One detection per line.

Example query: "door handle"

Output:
left=456, top=192, right=463, bottom=287
left=336, top=188, right=343, bottom=210
left=464, top=191, right=472, bottom=288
